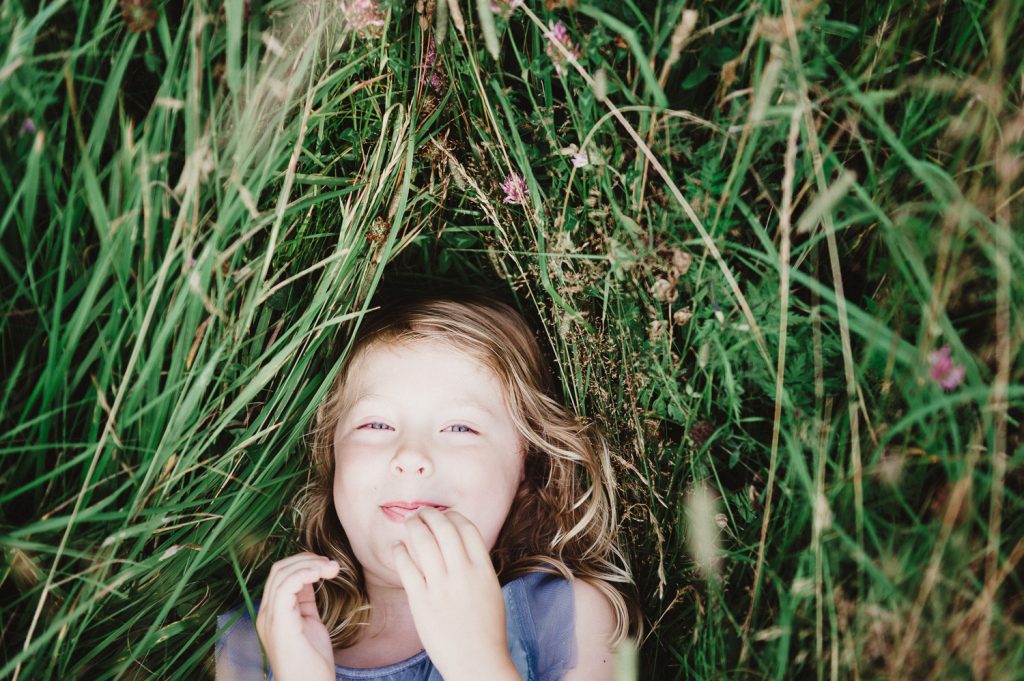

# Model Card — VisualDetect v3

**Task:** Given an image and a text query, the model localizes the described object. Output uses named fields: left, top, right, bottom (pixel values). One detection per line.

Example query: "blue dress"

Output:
left=215, top=572, right=577, bottom=681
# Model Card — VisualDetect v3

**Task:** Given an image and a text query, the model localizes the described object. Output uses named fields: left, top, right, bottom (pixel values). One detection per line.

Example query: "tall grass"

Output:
left=1, top=0, right=1021, bottom=679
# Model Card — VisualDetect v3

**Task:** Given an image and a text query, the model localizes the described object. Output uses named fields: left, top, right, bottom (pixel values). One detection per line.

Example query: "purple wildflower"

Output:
left=20, top=118, right=36, bottom=136
left=426, top=34, right=436, bottom=68
left=501, top=172, right=529, bottom=205
left=928, top=345, right=966, bottom=391
left=549, top=20, right=569, bottom=44
left=571, top=149, right=589, bottom=168
left=545, top=20, right=580, bottom=76
left=424, top=35, right=446, bottom=93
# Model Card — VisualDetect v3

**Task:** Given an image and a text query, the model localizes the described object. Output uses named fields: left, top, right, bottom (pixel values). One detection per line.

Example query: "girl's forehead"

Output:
left=342, top=338, right=510, bottom=396
left=353, top=338, right=491, bottom=370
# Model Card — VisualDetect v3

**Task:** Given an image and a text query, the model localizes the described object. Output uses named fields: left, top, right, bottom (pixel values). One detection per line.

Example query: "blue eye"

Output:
left=358, top=423, right=475, bottom=433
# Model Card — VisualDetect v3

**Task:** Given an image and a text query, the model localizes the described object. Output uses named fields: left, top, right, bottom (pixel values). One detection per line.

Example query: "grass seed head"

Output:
left=686, top=484, right=721, bottom=578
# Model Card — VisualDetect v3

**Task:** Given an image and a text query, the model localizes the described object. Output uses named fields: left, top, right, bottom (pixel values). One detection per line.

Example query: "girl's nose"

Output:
left=390, top=447, right=433, bottom=476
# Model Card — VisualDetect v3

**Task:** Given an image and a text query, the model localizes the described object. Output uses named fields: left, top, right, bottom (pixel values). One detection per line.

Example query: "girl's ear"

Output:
left=517, top=441, right=529, bottom=484
left=516, top=440, right=532, bottom=489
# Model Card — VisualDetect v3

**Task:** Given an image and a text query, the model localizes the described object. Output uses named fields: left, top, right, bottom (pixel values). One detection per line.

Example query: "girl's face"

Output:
left=332, top=339, right=526, bottom=587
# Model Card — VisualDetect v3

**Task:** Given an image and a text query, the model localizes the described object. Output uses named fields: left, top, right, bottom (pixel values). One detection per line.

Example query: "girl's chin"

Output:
left=367, top=571, right=405, bottom=590
left=360, top=555, right=406, bottom=589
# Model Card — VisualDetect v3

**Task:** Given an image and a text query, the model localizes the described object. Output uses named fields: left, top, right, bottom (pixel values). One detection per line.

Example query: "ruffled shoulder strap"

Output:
left=215, top=600, right=271, bottom=680
left=503, top=572, right=578, bottom=681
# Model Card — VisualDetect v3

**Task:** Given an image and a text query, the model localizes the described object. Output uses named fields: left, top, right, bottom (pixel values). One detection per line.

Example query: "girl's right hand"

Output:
left=255, top=552, right=340, bottom=681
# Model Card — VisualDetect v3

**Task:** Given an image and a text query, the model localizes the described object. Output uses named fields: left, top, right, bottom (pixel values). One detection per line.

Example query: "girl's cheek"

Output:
left=341, top=431, right=377, bottom=445
left=338, top=436, right=388, bottom=454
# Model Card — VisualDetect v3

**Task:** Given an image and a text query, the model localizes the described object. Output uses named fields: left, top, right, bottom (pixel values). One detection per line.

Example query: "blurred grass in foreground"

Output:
left=1, top=0, right=1022, bottom=679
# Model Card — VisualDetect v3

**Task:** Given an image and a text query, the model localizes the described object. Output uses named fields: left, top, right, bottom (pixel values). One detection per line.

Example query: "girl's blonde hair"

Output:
left=293, top=290, right=643, bottom=648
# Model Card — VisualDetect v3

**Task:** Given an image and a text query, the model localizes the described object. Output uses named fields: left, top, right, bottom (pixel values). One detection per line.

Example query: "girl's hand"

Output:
left=392, top=507, right=519, bottom=681
left=255, top=552, right=340, bottom=681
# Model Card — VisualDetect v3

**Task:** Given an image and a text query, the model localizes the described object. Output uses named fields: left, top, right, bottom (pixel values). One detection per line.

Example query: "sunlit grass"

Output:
left=1, top=0, right=1022, bottom=679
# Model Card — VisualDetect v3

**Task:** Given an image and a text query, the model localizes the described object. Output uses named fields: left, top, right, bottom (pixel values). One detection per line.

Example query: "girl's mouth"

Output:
left=380, top=502, right=449, bottom=522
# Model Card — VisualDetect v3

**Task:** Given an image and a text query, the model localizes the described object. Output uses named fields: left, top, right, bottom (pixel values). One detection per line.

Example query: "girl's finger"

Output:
left=391, top=541, right=426, bottom=596
left=269, top=561, right=339, bottom=613
left=443, top=511, right=492, bottom=566
left=266, top=552, right=330, bottom=579
left=402, top=513, right=446, bottom=581
left=295, top=559, right=337, bottom=620
left=264, top=553, right=333, bottom=601
left=416, top=506, right=471, bottom=570
left=296, top=580, right=321, bottom=620
left=257, top=557, right=334, bottom=638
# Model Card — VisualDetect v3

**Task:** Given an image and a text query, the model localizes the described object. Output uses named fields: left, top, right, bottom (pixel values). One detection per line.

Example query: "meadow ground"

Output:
left=1, top=0, right=1022, bottom=679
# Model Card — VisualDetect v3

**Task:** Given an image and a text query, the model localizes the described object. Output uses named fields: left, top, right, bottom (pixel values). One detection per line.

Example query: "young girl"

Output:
left=215, top=290, right=641, bottom=680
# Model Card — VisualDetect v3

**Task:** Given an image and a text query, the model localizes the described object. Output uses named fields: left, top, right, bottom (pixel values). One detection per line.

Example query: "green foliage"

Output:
left=1, top=0, right=1022, bottom=679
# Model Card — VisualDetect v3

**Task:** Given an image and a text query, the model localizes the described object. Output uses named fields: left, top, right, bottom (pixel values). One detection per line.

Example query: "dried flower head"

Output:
left=366, top=216, right=389, bottom=244
left=342, top=0, right=385, bottom=37
left=689, top=420, right=714, bottom=447
left=673, top=306, right=693, bottom=325
left=928, top=344, right=965, bottom=391
left=120, top=0, right=158, bottom=33
left=545, top=20, right=581, bottom=76
left=490, top=0, right=523, bottom=19
left=651, top=278, right=677, bottom=303
left=420, top=92, right=440, bottom=116
left=500, top=172, right=529, bottom=205
left=671, top=248, right=693, bottom=277
left=419, top=132, right=452, bottom=164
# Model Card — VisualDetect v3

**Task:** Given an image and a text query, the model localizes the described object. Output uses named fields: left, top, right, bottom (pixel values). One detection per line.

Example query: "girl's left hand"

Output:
left=392, top=507, right=516, bottom=681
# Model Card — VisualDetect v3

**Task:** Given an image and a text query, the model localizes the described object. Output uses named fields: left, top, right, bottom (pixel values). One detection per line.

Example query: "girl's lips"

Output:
left=381, top=504, right=449, bottom=523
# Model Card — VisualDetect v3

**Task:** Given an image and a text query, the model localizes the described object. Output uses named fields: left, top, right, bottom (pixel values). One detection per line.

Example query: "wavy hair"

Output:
left=292, top=289, right=643, bottom=649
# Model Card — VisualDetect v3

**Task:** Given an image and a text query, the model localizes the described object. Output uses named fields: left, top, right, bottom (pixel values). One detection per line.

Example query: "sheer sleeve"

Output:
left=215, top=601, right=271, bottom=681
left=520, top=572, right=578, bottom=681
